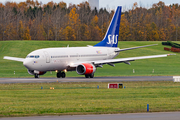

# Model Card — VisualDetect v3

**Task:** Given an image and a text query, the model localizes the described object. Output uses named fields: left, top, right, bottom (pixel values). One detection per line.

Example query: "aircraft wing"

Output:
left=115, top=44, right=158, bottom=52
left=3, top=56, right=25, bottom=62
left=93, top=54, right=174, bottom=65
left=69, top=54, right=175, bottom=67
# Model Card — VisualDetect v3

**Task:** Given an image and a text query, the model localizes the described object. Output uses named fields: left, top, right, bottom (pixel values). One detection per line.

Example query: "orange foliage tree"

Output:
left=0, top=1, right=180, bottom=41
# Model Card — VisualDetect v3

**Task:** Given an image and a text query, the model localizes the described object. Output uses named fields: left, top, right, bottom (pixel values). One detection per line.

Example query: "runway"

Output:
left=1, top=112, right=180, bottom=120
left=0, top=76, right=173, bottom=84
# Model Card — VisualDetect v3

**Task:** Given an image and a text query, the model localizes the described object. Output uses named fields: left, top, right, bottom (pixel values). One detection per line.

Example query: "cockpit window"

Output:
left=26, top=55, right=40, bottom=58
left=35, top=55, right=40, bottom=58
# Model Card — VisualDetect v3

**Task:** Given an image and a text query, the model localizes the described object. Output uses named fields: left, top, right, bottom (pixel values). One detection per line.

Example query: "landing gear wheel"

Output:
left=85, top=75, right=89, bottom=78
left=85, top=74, right=94, bottom=78
left=61, top=72, right=66, bottom=78
left=35, top=74, right=39, bottom=78
left=57, top=71, right=66, bottom=78
left=90, top=74, right=94, bottom=78
left=57, top=72, right=61, bottom=78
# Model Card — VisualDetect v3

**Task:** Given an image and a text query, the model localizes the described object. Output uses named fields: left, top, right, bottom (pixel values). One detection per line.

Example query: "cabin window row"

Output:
left=51, top=54, right=107, bottom=58
left=51, top=56, right=68, bottom=58
left=80, top=54, right=107, bottom=57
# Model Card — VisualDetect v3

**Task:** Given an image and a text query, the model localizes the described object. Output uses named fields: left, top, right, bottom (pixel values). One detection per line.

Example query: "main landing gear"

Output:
left=85, top=74, right=94, bottom=78
left=57, top=71, right=66, bottom=78
left=34, top=74, right=39, bottom=78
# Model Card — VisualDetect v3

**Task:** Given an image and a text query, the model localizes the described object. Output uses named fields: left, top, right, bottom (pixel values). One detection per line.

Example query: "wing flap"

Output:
left=3, top=56, right=25, bottom=62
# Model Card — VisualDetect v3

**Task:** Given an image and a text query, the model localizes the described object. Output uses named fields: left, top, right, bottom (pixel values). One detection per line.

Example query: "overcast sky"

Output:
left=1, top=0, right=180, bottom=10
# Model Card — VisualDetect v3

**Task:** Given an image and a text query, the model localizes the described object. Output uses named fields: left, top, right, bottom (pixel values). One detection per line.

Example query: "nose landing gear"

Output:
left=57, top=71, right=66, bottom=78
left=34, top=74, right=39, bottom=78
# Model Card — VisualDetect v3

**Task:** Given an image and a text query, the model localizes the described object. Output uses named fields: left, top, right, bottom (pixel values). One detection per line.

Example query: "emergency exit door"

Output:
left=44, top=51, right=50, bottom=63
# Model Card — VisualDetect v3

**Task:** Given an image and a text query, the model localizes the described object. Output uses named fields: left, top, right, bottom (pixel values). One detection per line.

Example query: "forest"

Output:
left=0, top=0, right=180, bottom=41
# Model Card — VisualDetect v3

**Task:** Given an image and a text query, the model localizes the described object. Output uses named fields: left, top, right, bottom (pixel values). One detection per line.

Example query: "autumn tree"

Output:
left=67, top=7, right=80, bottom=40
left=1, top=1, right=180, bottom=41
left=119, top=14, right=131, bottom=41
left=89, top=15, right=101, bottom=41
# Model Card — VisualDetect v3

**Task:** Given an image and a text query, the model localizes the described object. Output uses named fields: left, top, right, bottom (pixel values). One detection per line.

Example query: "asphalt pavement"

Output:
left=1, top=112, right=180, bottom=120
left=0, top=76, right=173, bottom=84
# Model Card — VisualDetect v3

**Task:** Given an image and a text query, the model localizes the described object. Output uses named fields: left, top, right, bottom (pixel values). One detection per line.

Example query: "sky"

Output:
left=1, top=0, right=180, bottom=10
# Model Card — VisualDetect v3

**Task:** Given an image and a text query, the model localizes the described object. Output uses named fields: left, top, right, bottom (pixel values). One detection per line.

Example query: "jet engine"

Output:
left=28, top=70, right=46, bottom=75
left=76, top=63, right=96, bottom=75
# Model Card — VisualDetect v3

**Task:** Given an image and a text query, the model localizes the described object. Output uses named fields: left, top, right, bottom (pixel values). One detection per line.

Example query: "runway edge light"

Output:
left=50, top=87, right=54, bottom=90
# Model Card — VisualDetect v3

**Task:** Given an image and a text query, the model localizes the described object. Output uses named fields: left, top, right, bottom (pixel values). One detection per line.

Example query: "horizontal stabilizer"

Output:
left=3, top=56, right=25, bottom=62
left=115, top=44, right=158, bottom=52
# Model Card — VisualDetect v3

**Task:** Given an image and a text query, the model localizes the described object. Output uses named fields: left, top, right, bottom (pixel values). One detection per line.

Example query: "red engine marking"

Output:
left=82, top=63, right=94, bottom=75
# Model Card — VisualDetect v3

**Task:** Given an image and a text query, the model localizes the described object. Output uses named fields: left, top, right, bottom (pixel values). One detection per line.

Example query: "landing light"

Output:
left=64, top=69, right=67, bottom=73
left=55, top=70, right=58, bottom=73
left=70, top=63, right=74, bottom=66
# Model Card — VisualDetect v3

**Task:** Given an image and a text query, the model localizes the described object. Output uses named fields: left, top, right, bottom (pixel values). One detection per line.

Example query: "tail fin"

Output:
left=94, top=6, right=122, bottom=47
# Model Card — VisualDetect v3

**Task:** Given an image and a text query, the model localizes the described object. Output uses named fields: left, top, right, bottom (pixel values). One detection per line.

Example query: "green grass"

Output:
left=0, top=41, right=180, bottom=78
left=0, top=81, right=180, bottom=117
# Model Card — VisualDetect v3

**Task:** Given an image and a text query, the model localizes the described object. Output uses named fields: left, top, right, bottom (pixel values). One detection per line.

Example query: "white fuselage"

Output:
left=23, top=47, right=120, bottom=72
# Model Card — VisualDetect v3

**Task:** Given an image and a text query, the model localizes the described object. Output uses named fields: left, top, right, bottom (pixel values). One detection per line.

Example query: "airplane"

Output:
left=3, top=6, right=174, bottom=78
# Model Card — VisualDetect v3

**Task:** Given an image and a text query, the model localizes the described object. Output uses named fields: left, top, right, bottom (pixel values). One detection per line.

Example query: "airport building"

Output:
left=88, top=0, right=99, bottom=10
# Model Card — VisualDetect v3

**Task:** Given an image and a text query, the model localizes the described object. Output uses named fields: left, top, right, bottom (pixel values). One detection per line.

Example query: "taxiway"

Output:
left=1, top=112, right=180, bottom=120
left=0, top=76, right=173, bottom=84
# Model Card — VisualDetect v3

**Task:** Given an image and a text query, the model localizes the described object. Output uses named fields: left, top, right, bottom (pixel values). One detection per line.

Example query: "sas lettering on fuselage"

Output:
left=107, top=35, right=118, bottom=44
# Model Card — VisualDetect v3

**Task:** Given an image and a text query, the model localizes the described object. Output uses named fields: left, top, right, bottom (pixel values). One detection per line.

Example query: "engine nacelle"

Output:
left=76, top=63, right=96, bottom=75
left=28, top=70, right=46, bottom=75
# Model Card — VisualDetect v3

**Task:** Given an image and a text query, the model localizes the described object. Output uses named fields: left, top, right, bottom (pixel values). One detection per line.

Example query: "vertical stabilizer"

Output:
left=94, top=6, right=122, bottom=47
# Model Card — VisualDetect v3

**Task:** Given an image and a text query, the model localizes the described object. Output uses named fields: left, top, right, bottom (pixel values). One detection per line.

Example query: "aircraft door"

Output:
left=44, top=51, right=50, bottom=63
left=107, top=49, right=111, bottom=58
left=108, top=49, right=113, bottom=59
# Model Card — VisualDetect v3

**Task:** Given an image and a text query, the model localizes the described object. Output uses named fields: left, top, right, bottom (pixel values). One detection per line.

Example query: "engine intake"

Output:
left=76, top=63, right=96, bottom=75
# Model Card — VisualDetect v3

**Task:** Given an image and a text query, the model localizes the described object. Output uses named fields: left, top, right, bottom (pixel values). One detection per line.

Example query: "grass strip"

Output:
left=0, top=81, right=180, bottom=117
